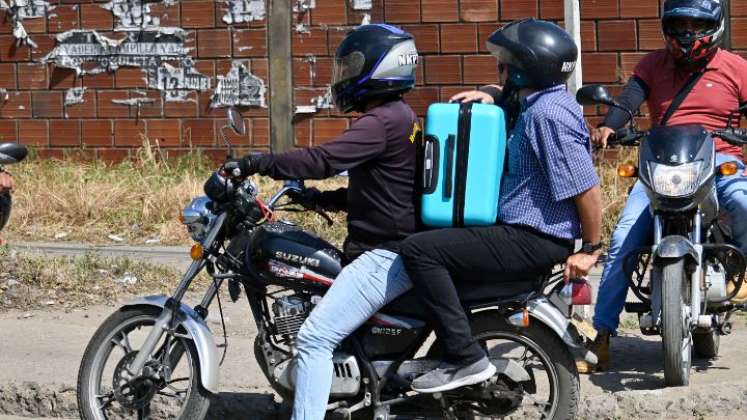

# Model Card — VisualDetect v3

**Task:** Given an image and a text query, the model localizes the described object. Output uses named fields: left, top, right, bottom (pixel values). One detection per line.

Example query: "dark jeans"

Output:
left=400, top=224, right=573, bottom=365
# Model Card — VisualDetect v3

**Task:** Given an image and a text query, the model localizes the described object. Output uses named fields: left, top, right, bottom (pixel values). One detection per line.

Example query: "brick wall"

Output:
left=0, top=0, right=745, bottom=162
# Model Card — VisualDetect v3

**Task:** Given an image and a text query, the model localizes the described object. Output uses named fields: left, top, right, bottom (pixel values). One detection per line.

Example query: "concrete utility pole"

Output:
left=268, top=0, right=294, bottom=152
left=564, top=0, right=583, bottom=96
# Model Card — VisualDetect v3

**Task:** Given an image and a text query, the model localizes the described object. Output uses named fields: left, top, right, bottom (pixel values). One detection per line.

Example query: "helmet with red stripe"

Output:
left=662, top=0, right=724, bottom=65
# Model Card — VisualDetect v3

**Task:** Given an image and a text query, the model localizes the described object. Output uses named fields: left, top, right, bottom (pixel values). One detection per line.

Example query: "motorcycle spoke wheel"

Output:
left=77, top=307, right=211, bottom=420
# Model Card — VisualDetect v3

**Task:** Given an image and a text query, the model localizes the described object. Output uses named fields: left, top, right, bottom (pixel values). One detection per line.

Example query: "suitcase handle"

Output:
left=444, top=134, right=455, bottom=199
left=422, top=134, right=439, bottom=194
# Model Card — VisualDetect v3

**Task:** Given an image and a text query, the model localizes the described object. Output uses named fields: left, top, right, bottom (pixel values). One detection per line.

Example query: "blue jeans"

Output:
left=291, top=249, right=412, bottom=420
left=594, top=153, right=747, bottom=333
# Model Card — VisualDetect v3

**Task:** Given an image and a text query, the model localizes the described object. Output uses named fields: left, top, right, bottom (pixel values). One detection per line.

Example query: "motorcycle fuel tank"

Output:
left=248, top=221, right=343, bottom=286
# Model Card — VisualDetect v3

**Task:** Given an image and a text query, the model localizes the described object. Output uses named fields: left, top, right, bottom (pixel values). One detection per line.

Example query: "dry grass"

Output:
left=6, top=143, right=635, bottom=248
left=6, top=142, right=348, bottom=246
left=596, top=148, right=639, bottom=246
left=0, top=248, right=184, bottom=311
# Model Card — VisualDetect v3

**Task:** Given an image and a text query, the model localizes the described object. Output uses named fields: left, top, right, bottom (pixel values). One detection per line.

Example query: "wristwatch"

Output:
left=581, top=242, right=602, bottom=254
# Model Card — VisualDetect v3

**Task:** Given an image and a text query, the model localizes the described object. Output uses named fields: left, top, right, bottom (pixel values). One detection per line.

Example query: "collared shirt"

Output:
left=498, top=85, right=599, bottom=240
left=634, top=48, right=747, bottom=159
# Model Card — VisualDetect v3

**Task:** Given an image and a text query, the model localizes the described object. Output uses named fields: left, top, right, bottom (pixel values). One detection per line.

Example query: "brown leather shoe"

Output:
left=576, top=329, right=610, bottom=374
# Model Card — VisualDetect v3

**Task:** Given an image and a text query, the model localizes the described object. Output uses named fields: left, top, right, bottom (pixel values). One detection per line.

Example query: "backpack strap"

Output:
left=659, top=70, right=707, bottom=127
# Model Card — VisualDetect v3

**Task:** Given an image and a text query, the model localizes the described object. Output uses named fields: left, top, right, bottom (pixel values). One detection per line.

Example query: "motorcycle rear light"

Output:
left=561, top=279, right=593, bottom=306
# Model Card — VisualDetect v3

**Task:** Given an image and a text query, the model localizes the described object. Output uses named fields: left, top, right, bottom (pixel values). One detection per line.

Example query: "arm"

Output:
left=601, top=75, right=649, bottom=129
left=564, top=186, right=603, bottom=281
left=0, top=172, right=14, bottom=193
left=253, top=115, right=386, bottom=180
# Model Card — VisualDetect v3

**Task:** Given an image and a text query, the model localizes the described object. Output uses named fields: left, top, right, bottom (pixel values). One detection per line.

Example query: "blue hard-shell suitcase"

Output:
left=421, top=102, right=507, bottom=227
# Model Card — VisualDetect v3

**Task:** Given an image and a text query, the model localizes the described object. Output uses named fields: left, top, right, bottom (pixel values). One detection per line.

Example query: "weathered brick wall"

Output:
left=0, top=0, right=744, bottom=162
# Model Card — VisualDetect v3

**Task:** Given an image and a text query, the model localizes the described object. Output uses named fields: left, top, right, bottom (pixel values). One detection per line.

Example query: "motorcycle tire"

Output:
left=428, top=312, right=579, bottom=420
left=661, top=258, right=692, bottom=387
left=77, top=306, right=212, bottom=420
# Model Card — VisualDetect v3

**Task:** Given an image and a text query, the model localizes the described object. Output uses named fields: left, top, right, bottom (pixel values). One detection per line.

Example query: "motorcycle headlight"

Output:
left=181, top=196, right=216, bottom=243
left=649, top=161, right=703, bottom=197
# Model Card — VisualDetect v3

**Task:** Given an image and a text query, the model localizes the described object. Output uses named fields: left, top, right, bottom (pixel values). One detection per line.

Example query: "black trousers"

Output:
left=400, top=224, right=573, bottom=365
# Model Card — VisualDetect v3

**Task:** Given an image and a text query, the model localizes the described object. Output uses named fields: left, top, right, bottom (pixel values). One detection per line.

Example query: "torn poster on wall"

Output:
left=0, top=0, right=55, bottom=48
left=293, top=0, right=315, bottom=12
left=222, top=0, right=265, bottom=24
left=147, top=61, right=211, bottom=102
left=103, top=0, right=177, bottom=29
left=41, top=28, right=189, bottom=75
left=350, top=0, right=372, bottom=10
left=64, top=87, right=87, bottom=107
left=211, top=61, right=266, bottom=108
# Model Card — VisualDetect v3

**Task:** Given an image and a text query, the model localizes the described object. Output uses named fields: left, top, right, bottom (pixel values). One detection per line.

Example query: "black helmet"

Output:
left=662, top=0, right=724, bottom=65
left=486, top=19, right=578, bottom=90
left=331, top=24, right=418, bottom=113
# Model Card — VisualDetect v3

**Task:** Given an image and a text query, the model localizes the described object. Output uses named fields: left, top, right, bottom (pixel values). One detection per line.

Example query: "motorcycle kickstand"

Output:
left=433, top=393, right=457, bottom=420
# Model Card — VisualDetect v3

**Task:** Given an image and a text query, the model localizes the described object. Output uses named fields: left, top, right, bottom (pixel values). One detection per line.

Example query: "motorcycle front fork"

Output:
left=649, top=213, right=707, bottom=331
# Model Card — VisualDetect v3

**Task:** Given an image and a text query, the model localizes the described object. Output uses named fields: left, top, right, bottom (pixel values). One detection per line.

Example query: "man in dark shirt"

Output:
left=225, top=24, right=420, bottom=420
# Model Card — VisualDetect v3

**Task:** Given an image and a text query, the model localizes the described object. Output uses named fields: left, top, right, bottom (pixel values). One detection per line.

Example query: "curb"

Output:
left=2, top=380, right=747, bottom=419
left=0, top=382, right=279, bottom=420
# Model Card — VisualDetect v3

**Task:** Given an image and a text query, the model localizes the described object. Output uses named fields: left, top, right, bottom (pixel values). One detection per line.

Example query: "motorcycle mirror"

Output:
left=576, top=84, right=616, bottom=107
left=0, top=143, right=28, bottom=165
left=227, top=107, right=246, bottom=136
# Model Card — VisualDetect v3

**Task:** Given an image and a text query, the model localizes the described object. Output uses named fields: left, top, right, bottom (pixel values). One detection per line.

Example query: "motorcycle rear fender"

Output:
left=526, top=298, right=598, bottom=365
left=123, top=295, right=220, bottom=394
left=654, top=235, right=698, bottom=264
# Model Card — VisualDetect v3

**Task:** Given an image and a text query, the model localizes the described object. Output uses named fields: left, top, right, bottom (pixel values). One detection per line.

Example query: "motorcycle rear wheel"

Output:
left=661, top=258, right=692, bottom=387
left=426, top=311, right=579, bottom=420
left=77, top=306, right=212, bottom=420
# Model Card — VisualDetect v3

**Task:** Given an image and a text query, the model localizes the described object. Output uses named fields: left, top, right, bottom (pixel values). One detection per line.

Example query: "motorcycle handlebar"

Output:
left=606, top=127, right=644, bottom=146
left=713, top=128, right=747, bottom=146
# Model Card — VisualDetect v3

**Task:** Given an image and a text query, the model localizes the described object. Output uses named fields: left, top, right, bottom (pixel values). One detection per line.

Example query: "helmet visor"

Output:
left=486, top=43, right=519, bottom=69
left=332, top=51, right=366, bottom=85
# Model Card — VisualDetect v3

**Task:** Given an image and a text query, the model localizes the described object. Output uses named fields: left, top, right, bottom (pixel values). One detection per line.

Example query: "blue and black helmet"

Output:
left=662, top=0, right=724, bottom=64
left=331, top=24, right=418, bottom=113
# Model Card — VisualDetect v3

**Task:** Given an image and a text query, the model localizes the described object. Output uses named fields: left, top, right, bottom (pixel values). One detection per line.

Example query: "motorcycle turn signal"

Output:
left=720, top=161, right=739, bottom=176
left=617, top=163, right=638, bottom=178
left=190, top=244, right=204, bottom=260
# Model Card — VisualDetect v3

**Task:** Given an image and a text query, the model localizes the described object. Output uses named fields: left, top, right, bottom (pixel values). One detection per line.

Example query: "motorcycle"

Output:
left=77, top=108, right=596, bottom=420
left=577, top=84, right=747, bottom=387
left=0, top=142, right=28, bottom=232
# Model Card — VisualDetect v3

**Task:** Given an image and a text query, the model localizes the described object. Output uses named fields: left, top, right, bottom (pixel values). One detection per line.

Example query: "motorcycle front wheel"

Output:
left=77, top=306, right=211, bottom=420
left=661, top=258, right=692, bottom=387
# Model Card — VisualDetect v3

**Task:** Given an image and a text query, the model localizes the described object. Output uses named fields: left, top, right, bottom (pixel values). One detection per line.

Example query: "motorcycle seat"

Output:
left=381, top=271, right=550, bottom=319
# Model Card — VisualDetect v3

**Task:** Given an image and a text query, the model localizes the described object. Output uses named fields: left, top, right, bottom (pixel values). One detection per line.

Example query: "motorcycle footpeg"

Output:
left=624, top=302, right=650, bottom=313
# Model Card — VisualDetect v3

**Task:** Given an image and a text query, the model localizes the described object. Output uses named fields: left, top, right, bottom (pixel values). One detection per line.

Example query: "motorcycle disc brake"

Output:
left=112, top=351, right=159, bottom=410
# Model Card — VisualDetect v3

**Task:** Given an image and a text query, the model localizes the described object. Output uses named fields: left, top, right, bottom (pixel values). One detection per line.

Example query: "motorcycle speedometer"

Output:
left=649, top=161, right=703, bottom=197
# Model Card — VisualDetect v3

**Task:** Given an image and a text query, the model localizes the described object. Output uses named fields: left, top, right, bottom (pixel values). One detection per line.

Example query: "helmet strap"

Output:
left=496, top=81, right=521, bottom=131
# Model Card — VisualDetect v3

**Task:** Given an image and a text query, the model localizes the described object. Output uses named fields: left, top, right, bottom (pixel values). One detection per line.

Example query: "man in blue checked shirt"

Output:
left=400, top=19, right=603, bottom=393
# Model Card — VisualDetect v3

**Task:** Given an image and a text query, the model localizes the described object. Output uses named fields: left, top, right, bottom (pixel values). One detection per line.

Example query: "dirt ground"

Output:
left=2, top=242, right=747, bottom=419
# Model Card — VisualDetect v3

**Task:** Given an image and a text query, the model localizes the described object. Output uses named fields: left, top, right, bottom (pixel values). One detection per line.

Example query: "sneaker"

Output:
left=411, top=356, right=497, bottom=393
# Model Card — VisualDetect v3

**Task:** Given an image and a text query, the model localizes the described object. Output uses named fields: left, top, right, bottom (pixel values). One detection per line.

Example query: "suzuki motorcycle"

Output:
left=0, top=142, right=28, bottom=232
left=77, top=108, right=595, bottom=420
left=578, top=85, right=747, bottom=387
